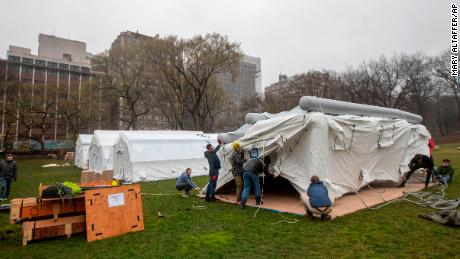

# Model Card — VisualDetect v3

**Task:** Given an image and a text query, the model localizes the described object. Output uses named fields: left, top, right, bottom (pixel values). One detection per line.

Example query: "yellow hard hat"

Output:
left=232, top=141, right=240, bottom=151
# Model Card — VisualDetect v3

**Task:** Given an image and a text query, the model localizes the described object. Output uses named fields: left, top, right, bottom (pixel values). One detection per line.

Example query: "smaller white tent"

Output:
left=75, top=134, right=93, bottom=169
left=113, top=131, right=217, bottom=182
left=88, top=130, right=121, bottom=172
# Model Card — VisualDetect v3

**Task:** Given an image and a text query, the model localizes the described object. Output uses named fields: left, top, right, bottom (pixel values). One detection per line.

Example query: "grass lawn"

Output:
left=0, top=143, right=459, bottom=258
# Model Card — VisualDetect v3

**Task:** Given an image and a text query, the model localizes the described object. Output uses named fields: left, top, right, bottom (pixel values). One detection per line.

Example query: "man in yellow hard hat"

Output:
left=231, top=141, right=246, bottom=202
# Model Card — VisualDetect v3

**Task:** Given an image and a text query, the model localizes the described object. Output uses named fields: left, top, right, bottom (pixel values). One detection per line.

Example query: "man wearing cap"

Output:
left=0, top=154, right=18, bottom=201
left=231, top=141, right=246, bottom=202
left=204, top=140, right=222, bottom=202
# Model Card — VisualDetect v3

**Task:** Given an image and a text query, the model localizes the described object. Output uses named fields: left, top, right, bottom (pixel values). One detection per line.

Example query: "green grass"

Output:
left=0, top=145, right=459, bottom=258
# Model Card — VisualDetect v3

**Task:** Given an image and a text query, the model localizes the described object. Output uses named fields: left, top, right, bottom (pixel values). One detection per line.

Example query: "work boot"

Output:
left=255, top=197, right=263, bottom=206
left=321, top=214, right=332, bottom=221
left=240, top=203, right=246, bottom=209
left=398, top=179, right=406, bottom=188
left=205, top=196, right=211, bottom=202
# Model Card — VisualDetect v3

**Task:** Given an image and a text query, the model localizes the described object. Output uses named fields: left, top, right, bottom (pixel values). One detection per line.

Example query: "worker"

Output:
left=240, top=157, right=265, bottom=209
left=399, top=154, right=435, bottom=188
left=300, top=175, right=333, bottom=221
left=231, top=141, right=246, bottom=202
left=0, top=153, right=18, bottom=201
left=204, top=140, right=222, bottom=202
left=176, top=168, right=200, bottom=197
left=436, top=159, right=454, bottom=184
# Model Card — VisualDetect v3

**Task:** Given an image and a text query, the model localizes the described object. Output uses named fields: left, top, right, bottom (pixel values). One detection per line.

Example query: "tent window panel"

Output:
left=377, top=125, right=395, bottom=148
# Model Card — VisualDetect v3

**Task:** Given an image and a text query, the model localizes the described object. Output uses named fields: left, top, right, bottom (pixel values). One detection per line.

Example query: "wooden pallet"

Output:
left=22, top=215, right=85, bottom=246
left=85, top=184, right=144, bottom=242
left=10, top=196, right=85, bottom=224
left=81, top=170, right=113, bottom=183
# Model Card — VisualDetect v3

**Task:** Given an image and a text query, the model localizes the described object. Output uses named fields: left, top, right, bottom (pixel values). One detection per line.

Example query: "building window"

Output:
left=35, top=59, right=46, bottom=67
left=47, top=69, right=57, bottom=78
left=81, top=67, right=90, bottom=73
left=22, top=66, right=33, bottom=74
left=9, top=64, right=20, bottom=72
left=70, top=65, right=80, bottom=72
left=8, top=55, right=20, bottom=63
left=35, top=68, right=46, bottom=77
left=59, top=63, right=69, bottom=70
left=63, top=53, right=72, bottom=61
left=22, top=57, right=33, bottom=65
left=47, top=62, right=58, bottom=69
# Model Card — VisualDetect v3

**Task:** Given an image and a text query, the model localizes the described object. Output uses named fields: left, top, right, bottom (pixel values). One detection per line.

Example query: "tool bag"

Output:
left=41, top=183, right=73, bottom=198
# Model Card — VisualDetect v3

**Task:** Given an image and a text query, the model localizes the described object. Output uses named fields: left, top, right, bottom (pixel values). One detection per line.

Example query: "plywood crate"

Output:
left=10, top=196, right=85, bottom=224
left=85, top=184, right=144, bottom=242
left=22, top=215, right=85, bottom=246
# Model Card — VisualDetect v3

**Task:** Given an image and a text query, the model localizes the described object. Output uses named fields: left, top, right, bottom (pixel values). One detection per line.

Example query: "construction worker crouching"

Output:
left=300, top=175, right=334, bottom=221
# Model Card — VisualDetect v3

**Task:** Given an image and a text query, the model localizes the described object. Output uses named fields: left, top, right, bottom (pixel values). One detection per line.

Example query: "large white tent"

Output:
left=214, top=97, right=430, bottom=199
left=112, top=131, right=217, bottom=182
left=75, top=134, right=93, bottom=169
left=88, top=130, right=120, bottom=172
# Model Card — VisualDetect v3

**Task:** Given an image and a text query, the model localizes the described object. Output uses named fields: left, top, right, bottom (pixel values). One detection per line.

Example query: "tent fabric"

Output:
left=75, top=134, right=93, bottom=169
left=88, top=130, right=206, bottom=173
left=215, top=109, right=430, bottom=200
left=112, top=131, right=217, bottom=182
left=88, top=130, right=120, bottom=172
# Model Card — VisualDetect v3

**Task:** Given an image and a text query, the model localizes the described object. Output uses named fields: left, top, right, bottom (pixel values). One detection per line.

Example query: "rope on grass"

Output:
left=370, top=177, right=459, bottom=210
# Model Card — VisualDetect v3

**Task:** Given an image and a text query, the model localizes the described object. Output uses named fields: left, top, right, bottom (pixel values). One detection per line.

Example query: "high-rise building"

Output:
left=217, top=54, right=261, bottom=106
left=0, top=34, right=108, bottom=149
left=216, top=54, right=261, bottom=130
left=109, top=31, right=168, bottom=130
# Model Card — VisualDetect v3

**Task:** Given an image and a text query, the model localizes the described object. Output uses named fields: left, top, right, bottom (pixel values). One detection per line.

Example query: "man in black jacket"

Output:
left=204, top=140, right=222, bottom=202
left=0, top=153, right=18, bottom=200
left=399, top=154, right=435, bottom=188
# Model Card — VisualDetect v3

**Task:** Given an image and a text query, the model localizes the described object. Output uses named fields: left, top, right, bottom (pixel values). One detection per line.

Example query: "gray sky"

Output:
left=0, top=0, right=452, bottom=87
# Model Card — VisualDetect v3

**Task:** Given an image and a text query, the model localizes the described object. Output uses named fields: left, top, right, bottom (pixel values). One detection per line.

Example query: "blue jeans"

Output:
left=241, top=171, right=261, bottom=205
left=1, top=178, right=12, bottom=199
left=206, top=177, right=217, bottom=199
left=443, top=175, right=451, bottom=183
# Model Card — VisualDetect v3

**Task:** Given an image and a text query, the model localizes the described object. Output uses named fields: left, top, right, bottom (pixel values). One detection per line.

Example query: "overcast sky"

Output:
left=0, top=0, right=453, bottom=87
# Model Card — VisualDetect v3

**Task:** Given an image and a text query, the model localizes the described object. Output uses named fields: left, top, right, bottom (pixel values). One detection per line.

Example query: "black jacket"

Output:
left=204, top=145, right=221, bottom=175
left=409, top=154, right=434, bottom=171
left=1, top=160, right=17, bottom=180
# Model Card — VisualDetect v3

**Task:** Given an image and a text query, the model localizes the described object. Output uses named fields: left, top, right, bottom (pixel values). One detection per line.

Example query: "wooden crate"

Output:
left=10, top=196, right=85, bottom=224
left=22, top=215, right=85, bottom=246
left=85, top=184, right=144, bottom=242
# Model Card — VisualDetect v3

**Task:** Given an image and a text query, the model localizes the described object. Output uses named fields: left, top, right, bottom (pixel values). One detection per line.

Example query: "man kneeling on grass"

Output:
left=176, top=168, right=200, bottom=197
left=300, top=175, right=333, bottom=221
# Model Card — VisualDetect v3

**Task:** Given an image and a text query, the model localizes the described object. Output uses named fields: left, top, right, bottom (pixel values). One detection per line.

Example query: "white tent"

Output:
left=113, top=131, right=217, bottom=182
left=215, top=97, right=430, bottom=199
left=75, top=134, right=93, bottom=169
left=88, top=130, right=121, bottom=172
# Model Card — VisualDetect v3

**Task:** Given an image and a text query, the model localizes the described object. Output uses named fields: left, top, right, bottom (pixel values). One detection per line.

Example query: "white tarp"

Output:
left=75, top=134, right=93, bottom=169
left=215, top=110, right=430, bottom=199
left=113, top=131, right=217, bottom=182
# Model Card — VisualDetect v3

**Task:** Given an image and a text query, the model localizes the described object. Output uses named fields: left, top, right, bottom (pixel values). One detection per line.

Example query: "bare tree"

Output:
left=431, top=49, right=460, bottom=121
left=145, top=33, right=242, bottom=131
left=400, top=52, right=434, bottom=118
left=15, top=82, right=57, bottom=149
left=95, top=43, right=156, bottom=130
